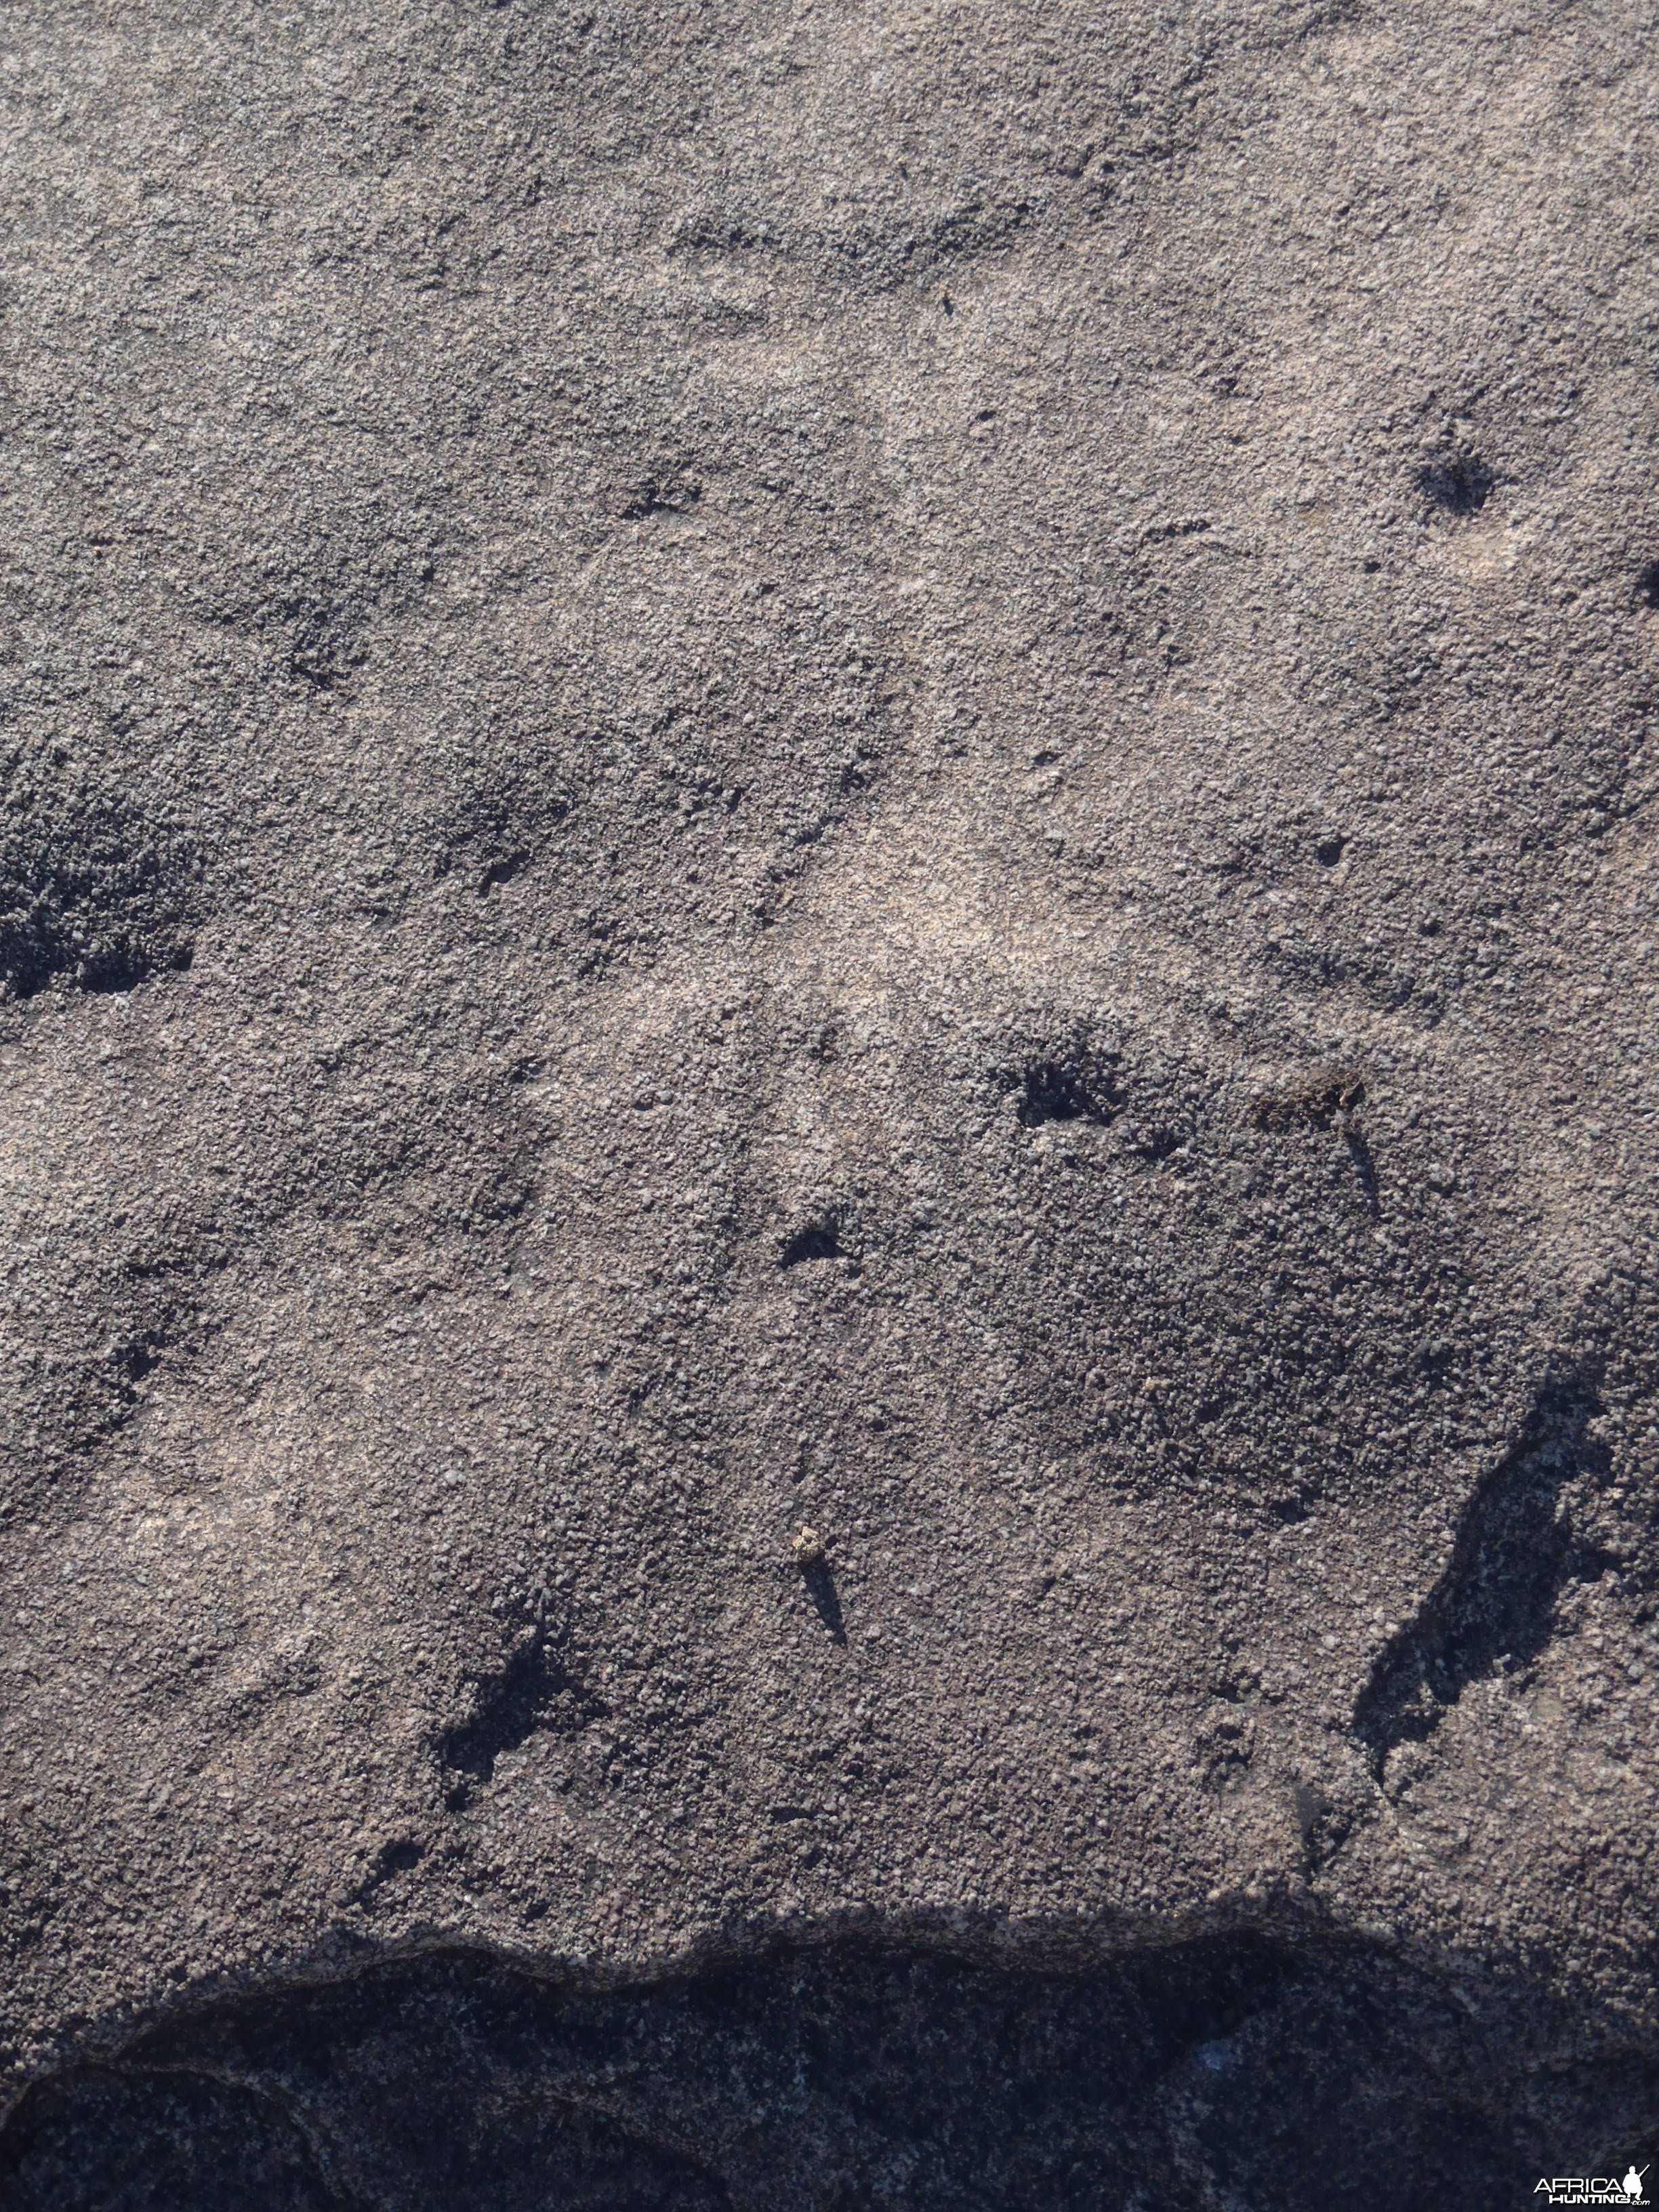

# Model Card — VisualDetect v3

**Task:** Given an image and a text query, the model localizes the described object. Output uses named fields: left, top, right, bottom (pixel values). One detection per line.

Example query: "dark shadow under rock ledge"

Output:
left=1, top=1922, right=1656, bottom=2211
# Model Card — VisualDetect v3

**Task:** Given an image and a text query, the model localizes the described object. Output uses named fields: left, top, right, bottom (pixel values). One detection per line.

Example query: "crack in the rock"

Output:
left=438, top=1624, right=607, bottom=1809
left=1352, top=1370, right=1615, bottom=1774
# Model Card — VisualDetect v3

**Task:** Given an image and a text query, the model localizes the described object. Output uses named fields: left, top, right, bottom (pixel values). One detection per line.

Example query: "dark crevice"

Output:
left=440, top=1629, right=605, bottom=1808
left=1418, top=455, right=1493, bottom=516
left=781, top=1216, right=841, bottom=1267
left=477, top=851, right=529, bottom=896
left=1353, top=1372, right=1614, bottom=1774
left=1011, top=1054, right=1123, bottom=1129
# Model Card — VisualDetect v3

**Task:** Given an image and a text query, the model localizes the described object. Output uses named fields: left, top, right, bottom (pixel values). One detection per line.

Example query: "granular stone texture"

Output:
left=2, top=1933, right=1652, bottom=2211
left=1, top=0, right=1657, bottom=2202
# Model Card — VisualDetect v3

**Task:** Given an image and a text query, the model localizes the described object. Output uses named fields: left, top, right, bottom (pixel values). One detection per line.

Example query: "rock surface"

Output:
left=1, top=0, right=1657, bottom=2200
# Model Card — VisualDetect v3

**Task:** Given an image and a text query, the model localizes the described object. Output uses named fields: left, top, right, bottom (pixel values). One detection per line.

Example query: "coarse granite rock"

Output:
left=0, top=0, right=1656, bottom=2200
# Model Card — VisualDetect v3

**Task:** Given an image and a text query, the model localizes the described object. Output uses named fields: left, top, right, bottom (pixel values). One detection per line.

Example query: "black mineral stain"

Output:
left=1353, top=1374, right=1613, bottom=1771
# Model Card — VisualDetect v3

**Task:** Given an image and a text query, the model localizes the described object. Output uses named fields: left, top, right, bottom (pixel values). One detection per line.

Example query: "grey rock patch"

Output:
left=0, top=0, right=1657, bottom=2199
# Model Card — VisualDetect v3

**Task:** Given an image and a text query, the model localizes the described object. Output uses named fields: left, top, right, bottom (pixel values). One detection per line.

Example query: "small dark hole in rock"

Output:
left=115, top=1341, right=161, bottom=1385
left=1637, top=561, right=1659, bottom=610
left=781, top=1218, right=840, bottom=1267
left=478, top=852, right=529, bottom=896
left=375, top=1839, right=424, bottom=1878
left=1315, top=834, right=1347, bottom=867
left=619, top=478, right=700, bottom=521
left=1018, top=1061, right=1117, bottom=1128
left=1418, top=455, right=1492, bottom=517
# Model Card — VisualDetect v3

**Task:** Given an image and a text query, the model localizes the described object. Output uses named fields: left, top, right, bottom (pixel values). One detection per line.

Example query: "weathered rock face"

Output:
left=1, top=0, right=1656, bottom=2200
left=1, top=1933, right=1648, bottom=2211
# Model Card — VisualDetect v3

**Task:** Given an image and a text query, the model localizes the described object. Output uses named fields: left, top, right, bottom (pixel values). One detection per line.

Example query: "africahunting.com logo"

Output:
left=1535, top=2171, right=1650, bottom=2206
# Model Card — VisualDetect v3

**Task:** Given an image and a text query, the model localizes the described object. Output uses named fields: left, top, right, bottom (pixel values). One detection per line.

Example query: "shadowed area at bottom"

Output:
left=1, top=1925, right=1654, bottom=2210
